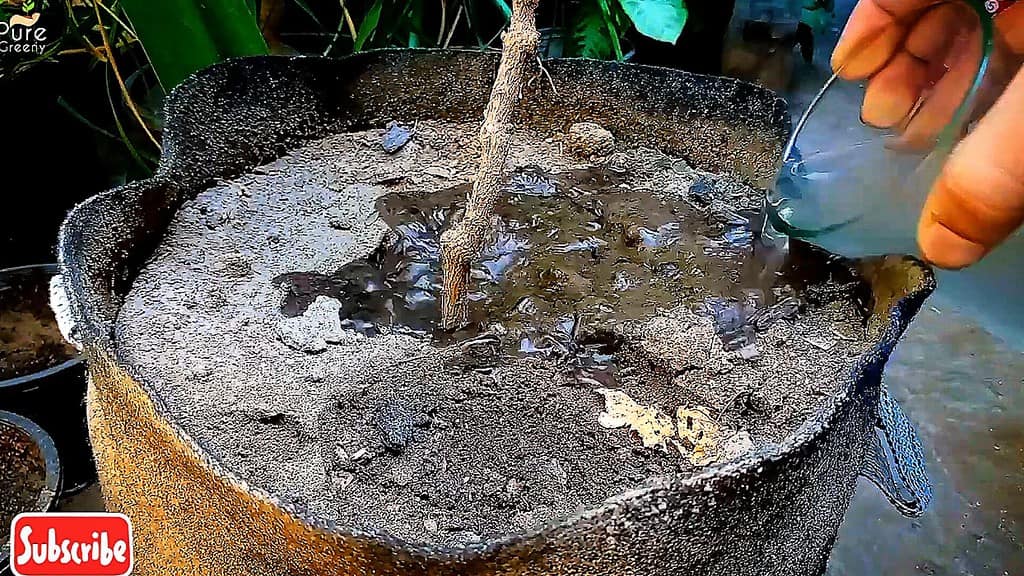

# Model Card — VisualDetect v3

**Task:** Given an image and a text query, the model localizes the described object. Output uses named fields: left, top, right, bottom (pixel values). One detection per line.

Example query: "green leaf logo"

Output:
left=23, top=0, right=35, bottom=13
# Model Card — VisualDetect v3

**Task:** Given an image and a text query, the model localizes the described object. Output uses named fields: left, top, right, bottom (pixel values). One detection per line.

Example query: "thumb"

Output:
left=918, top=67, right=1024, bottom=269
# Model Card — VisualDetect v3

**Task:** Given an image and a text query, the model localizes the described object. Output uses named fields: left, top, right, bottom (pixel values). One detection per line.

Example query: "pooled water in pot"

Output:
left=274, top=167, right=868, bottom=371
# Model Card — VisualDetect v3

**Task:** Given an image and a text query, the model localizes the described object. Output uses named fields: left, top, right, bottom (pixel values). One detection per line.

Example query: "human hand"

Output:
left=833, top=0, right=1024, bottom=268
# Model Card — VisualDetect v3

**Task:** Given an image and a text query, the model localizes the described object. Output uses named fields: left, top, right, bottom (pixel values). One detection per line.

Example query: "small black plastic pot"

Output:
left=0, top=264, right=95, bottom=495
left=0, top=410, right=62, bottom=575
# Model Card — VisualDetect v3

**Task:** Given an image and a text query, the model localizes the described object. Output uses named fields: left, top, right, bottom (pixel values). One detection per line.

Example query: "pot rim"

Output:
left=0, top=263, right=84, bottom=391
left=0, top=410, right=63, bottom=566
left=57, top=49, right=938, bottom=561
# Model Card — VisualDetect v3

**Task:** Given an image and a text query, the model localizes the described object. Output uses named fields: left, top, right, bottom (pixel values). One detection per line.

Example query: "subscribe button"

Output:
left=10, top=513, right=133, bottom=576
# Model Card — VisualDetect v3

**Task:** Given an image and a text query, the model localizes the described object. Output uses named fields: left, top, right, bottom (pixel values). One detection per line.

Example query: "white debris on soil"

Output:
left=275, top=296, right=356, bottom=353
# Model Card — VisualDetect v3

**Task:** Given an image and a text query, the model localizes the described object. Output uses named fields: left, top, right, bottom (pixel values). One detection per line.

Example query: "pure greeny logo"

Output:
left=1, top=0, right=47, bottom=55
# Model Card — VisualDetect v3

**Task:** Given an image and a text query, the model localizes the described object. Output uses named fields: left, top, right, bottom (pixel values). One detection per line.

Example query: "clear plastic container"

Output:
left=764, top=0, right=1016, bottom=256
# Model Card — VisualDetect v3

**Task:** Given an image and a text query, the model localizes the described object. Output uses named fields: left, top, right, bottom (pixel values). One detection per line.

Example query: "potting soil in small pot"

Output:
left=116, top=120, right=874, bottom=548
left=1, top=266, right=78, bottom=381
left=0, top=418, right=51, bottom=549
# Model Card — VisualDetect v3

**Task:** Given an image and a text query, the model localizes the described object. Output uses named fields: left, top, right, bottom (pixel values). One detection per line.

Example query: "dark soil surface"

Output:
left=0, top=267, right=78, bottom=381
left=117, top=120, right=873, bottom=548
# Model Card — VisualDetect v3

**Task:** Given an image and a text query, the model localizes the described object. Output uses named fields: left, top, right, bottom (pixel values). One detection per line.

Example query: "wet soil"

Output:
left=0, top=267, right=79, bottom=381
left=0, top=420, right=47, bottom=548
left=117, top=120, right=874, bottom=548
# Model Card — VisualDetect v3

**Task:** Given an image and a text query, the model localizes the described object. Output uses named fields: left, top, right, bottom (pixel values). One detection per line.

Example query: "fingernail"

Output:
left=918, top=219, right=987, bottom=269
left=831, top=46, right=848, bottom=73
left=861, top=93, right=911, bottom=128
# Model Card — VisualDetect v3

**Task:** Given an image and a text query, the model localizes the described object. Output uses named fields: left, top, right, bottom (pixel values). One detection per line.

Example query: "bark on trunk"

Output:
left=438, top=0, right=541, bottom=329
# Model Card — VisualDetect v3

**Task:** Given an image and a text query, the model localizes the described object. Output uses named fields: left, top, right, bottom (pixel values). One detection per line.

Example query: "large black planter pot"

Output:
left=55, top=50, right=934, bottom=576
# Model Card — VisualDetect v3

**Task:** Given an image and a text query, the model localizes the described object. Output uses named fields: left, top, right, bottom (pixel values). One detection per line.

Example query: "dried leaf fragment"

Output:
left=596, top=388, right=676, bottom=449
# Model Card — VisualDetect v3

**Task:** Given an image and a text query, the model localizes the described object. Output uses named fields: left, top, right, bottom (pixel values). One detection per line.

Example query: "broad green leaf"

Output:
left=573, top=1, right=612, bottom=59
left=800, top=7, right=831, bottom=34
left=353, top=0, right=383, bottom=52
left=617, top=0, right=687, bottom=44
left=491, top=0, right=512, bottom=20
left=119, top=0, right=268, bottom=90
left=595, top=0, right=624, bottom=61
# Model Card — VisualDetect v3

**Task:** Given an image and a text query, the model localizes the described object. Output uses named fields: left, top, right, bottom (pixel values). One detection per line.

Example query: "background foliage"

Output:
left=0, top=0, right=691, bottom=179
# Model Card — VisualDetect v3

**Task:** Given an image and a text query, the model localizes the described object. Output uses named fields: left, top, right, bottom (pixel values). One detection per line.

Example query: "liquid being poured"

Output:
left=274, top=167, right=868, bottom=363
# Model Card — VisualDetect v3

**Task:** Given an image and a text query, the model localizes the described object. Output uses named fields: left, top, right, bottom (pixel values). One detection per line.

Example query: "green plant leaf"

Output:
left=595, top=0, right=624, bottom=60
left=491, top=0, right=511, bottom=20
left=380, top=0, right=414, bottom=46
left=617, top=0, right=687, bottom=44
left=291, top=0, right=325, bottom=30
left=406, top=0, right=424, bottom=47
left=353, top=0, right=382, bottom=52
left=572, top=1, right=611, bottom=60
left=800, top=7, right=831, bottom=34
left=119, top=0, right=268, bottom=90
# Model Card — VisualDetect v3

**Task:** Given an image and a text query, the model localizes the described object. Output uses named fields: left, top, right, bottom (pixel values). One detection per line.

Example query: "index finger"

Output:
left=917, top=67, right=1024, bottom=268
left=833, top=0, right=942, bottom=79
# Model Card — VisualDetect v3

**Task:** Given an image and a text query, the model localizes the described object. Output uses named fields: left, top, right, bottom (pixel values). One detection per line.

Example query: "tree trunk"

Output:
left=438, top=0, right=541, bottom=330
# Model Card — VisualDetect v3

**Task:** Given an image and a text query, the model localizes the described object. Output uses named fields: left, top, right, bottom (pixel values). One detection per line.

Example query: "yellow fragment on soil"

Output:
left=595, top=388, right=676, bottom=449
left=676, top=406, right=720, bottom=466
left=595, top=390, right=756, bottom=466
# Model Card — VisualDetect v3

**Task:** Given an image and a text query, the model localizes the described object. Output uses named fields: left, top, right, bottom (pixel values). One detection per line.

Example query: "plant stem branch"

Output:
left=324, top=0, right=358, bottom=55
left=443, top=4, right=463, bottom=48
left=340, top=0, right=358, bottom=38
left=438, top=0, right=446, bottom=46
left=93, top=0, right=161, bottom=150
left=438, top=0, right=540, bottom=329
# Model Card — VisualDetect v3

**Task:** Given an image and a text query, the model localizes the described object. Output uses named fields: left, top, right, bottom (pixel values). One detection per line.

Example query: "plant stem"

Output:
left=438, top=0, right=540, bottom=330
left=93, top=0, right=161, bottom=151
left=438, top=0, right=446, bottom=46
left=443, top=4, right=463, bottom=48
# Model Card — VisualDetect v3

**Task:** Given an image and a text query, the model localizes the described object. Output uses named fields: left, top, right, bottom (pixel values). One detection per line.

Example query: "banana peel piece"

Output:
left=595, top=390, right=756, bottom=466
left=596, top=388, right=676, bottom=449
left=676, top=406, right=720, bottom=466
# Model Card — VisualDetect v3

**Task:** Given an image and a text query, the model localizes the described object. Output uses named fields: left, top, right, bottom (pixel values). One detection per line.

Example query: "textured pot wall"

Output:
left=83, top=348, right=878, bottom=575
left=58, top=51, right=934, bottom=576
